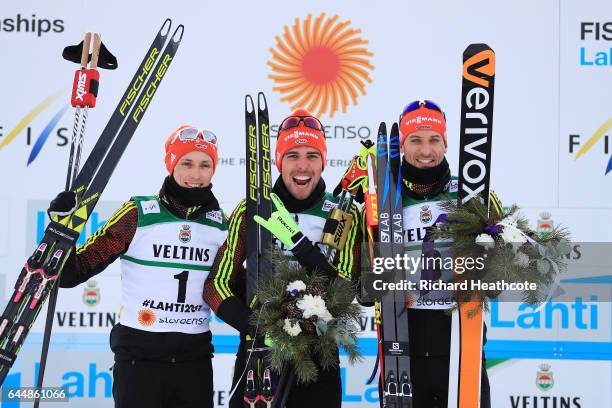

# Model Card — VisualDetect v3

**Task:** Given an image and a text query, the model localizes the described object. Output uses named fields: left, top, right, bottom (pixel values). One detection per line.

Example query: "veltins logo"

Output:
left=82, top=280, right=100, bottom=307
left=419, top=205, right=432, bottom=224
left=268, top=13, right=374, bottom=118
left=535, top=364, right=554, bottom=391
left=571, top=117, right=612, bottom=175
left=179, top=224, right=191, bottom=243
left=537, top=211, right=554, bottom=238
left=0, top=89, right=69, bottom=165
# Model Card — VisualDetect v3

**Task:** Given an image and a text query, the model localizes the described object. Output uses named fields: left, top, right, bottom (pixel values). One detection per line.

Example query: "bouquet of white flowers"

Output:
left=431, top=196, right=571, bottom=310
left=251, top=251, right=362, bottom=384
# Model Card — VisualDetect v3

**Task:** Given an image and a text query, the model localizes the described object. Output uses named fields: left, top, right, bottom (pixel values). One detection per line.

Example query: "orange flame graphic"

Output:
left=268, top=13, right=374, bottom=118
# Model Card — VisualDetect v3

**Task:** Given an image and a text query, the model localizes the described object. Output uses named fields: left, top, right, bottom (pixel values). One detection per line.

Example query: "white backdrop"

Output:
left=0, top=0, right=611, bottom=406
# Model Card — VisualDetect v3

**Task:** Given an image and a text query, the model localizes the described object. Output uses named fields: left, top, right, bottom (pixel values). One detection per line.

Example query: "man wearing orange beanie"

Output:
left=204, top=109, right=361, bottom=408
left=48, top=125, right=227, bottom=408
left=396, top=100, right=492, bottom=408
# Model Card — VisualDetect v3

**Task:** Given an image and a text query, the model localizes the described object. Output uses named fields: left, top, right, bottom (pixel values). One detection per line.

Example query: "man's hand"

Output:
left=254, top=193, right=304, bottom=249
left=333, top=154, right=368, bottom=204
left=47, top=191, right=78, bottom=220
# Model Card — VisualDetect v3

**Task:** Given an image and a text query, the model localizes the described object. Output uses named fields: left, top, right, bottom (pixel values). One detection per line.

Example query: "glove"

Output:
left=254, top=193, right=304, bottom=250
left=333, top=154, right=367, bottom=204
left=47, top=191, right=78, bottom=220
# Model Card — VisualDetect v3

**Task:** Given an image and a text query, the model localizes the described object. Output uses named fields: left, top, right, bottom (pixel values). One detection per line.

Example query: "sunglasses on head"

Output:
left=279, top=115, right=324, bottom=133
left=173, top=127, right=218, bottom=145
left=400, top=100, right=446, bottom=121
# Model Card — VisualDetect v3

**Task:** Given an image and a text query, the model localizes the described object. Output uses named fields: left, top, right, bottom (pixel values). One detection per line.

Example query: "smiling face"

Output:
left=172, top=151, right=214, bottom=188
left=401, top=130, right=447, bottom=168
left=280, top=146, right=323, bottom=200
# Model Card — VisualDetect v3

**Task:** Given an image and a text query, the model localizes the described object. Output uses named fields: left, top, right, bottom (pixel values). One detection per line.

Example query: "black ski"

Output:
left=451, top=43, right=495, bottom=408
left=0, top=20, right=183, bottom=385
left=244, top=92, right=274, bottom=408
left=378, top=122, right=412, bottom=408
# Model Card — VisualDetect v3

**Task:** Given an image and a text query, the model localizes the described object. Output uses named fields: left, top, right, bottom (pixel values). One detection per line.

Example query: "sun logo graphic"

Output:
left=0, top=88, right=69, bottom=165
left=573, top=116, right=612, bottom=175
left=268, top=13, right=374, bottom=118
left=137, top=308, right=156, bottom=327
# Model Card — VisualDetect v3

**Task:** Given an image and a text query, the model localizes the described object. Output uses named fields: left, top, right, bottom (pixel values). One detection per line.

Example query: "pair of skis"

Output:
left=0, top=18, right=183, bottom=389
left=375, top=123, right=413, bottom=408
left=243, top=92, right=276, bottom=408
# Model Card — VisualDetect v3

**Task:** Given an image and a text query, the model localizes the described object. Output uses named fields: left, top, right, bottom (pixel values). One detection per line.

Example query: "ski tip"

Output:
left=390, top=122, right=399, bottom=137
left=257, top=92, right=268, bottom=111
left=245, top=94, right=255, bottom=113
left=377, top=122, right=387, bottom=136
left=161, top=18, right=173, bottom=36
left=464, top=43, right=493, bottom=53
left=172, top=25, right=185, bottom=43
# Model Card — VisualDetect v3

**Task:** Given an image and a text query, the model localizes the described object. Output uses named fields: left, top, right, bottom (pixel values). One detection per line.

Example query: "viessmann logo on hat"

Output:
left=405, top=115, right=443, bottom=129
left=288, top=130, right=321, bottom=140
left=268, top=12, right=374, bottom=117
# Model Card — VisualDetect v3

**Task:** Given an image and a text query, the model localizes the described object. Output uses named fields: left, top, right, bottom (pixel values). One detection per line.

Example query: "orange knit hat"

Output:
left=275, top=109, right=327, bottom=172
left=164, top=125, right=219, bottom=174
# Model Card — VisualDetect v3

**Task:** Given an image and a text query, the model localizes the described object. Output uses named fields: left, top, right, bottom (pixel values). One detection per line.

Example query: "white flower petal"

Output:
left=283, top=318, right=302, bottom=336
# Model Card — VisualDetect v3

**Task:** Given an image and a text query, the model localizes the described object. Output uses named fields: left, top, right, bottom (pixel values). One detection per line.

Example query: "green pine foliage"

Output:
left=251, top=249, right=363, bottom=384
left=431, top=197, right=571, bottom=312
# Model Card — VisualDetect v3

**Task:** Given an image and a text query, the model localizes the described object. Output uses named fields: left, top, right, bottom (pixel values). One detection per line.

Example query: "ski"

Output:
left=244, top=92, right=274, bottom=408
left=377, top=123, right=412, bottom=408
left=0, top=19, right=183, bottom=386
left=448, top=43, right=496, bottom=408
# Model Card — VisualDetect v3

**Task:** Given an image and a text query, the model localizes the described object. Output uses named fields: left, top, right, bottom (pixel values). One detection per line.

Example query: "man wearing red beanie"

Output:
left=48, top=125, right=227, bottom=408
left=397, top=100, right=492, bottom=408
left=204, top=109, right=361, bottom=408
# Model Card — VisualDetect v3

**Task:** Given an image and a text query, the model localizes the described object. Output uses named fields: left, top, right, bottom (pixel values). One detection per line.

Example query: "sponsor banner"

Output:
left=486, top=298, right=611, bottom=344
left=519, top=208, right=612, bottom=243
left=559, top=0, right=612, bottom=207
left=0, top=199, right=7, bottom=257
left=32, top=277, right=122, bottom=334
left=489, top=359, right=611, bottom=407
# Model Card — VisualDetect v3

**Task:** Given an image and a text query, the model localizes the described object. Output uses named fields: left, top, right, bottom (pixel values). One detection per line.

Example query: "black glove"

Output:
left=47, top=191, right=78, bottom=220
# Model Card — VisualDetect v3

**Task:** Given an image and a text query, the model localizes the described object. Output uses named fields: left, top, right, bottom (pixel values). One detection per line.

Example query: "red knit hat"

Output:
left=275, top=109, right=327, bottom=172
left=399, top=105, right=447, bottom=147
left=164, top=125, right=219, bottom=174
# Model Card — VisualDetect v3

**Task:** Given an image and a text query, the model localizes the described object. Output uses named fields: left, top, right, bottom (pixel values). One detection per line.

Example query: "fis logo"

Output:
left=569, top=118, right=612, bottom=175
left=0, top=89, right=69, bottom=165
left=580, top=21, right=612, bottom=67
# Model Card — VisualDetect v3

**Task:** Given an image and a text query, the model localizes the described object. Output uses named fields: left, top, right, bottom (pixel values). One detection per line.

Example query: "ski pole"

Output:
left=34, top=32, right=102, bottom=407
